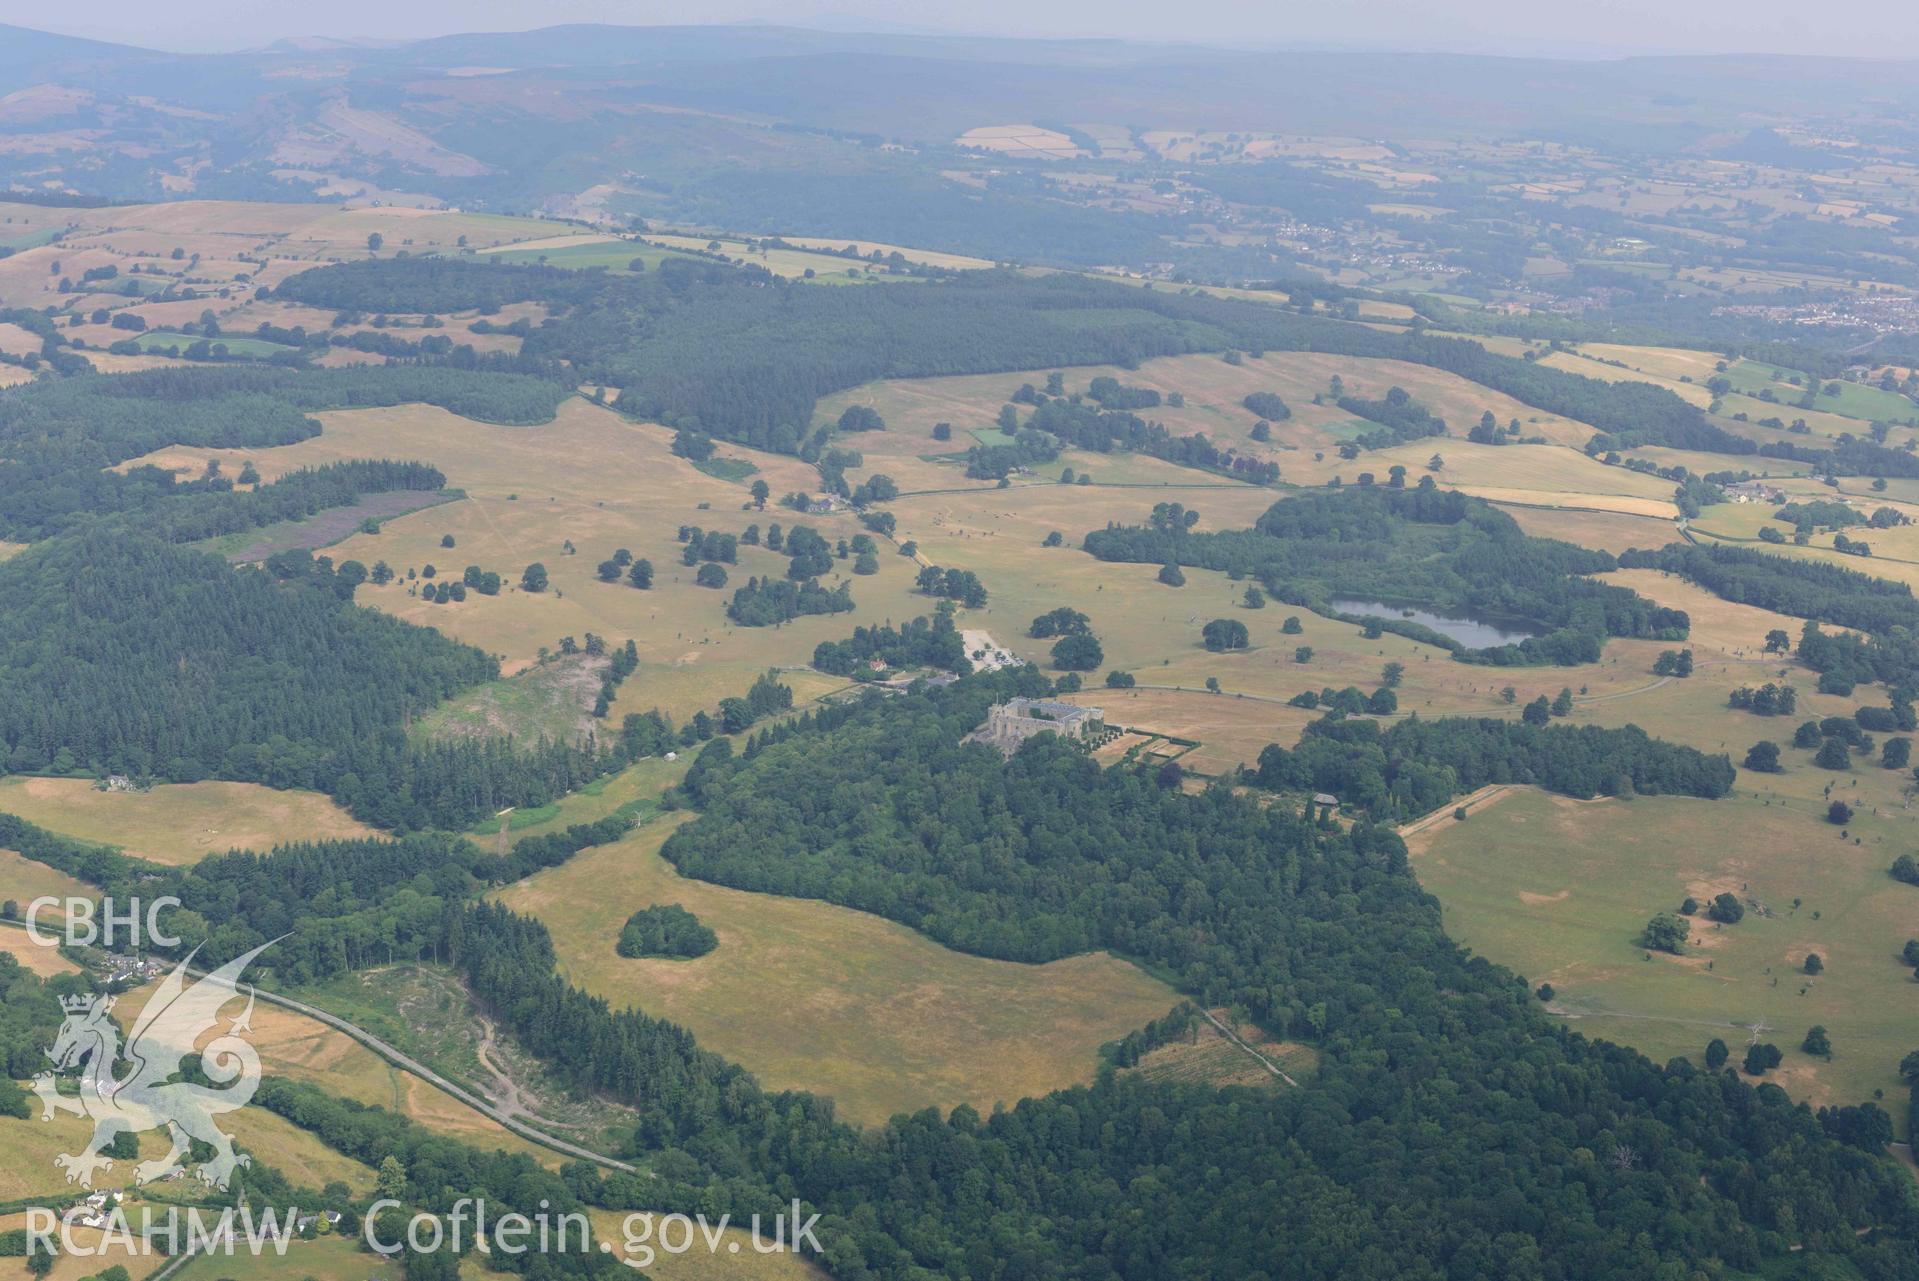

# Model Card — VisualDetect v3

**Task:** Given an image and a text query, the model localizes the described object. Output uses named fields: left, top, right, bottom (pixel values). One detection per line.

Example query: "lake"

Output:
left=1329, top=599, right=1539, bottom=649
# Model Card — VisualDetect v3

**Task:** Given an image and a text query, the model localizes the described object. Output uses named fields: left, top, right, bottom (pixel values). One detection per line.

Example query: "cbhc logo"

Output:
left=24, top=897, right=182, bottom=950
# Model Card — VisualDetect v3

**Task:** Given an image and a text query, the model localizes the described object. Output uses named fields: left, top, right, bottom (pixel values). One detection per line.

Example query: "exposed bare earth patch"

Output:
left=215, top=488, right=454, bottom=562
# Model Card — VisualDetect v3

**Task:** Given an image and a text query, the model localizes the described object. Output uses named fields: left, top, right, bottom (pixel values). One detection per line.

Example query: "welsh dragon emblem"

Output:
left=32, top=941, right=275, bottom=1189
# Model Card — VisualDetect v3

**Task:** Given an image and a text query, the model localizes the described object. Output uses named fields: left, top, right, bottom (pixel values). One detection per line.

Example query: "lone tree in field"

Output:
left=750, top=479, right=770, bottom=509
left=1029, top=607, right=1092, bottom=638
left=837, top=405, right=885, bottom=433
left=695, top=563, right=728, bottom=588
left=1707, top=893, right=1744, bottom=925
left=1815, top=739, right=1852, bottom=771
left=1894, top=854, right=1919, bottom=885
left=627, top=559, right=653, bottom=589
left=1802, top=1025, right=1831, bottom=1057
left=1704, top=1038, right=1729, bottom=1070
left=1050, top=633, right=1103, bottom=671
left=1653, top=649, right=1693, bottom=677
left=1743, top=1043, right=1783, bottom=1076
left=1827, top=799, right=1853, bottom=825
left=1743, top=741, right=1781, bottom=772
left=1243, top=586, right=1265, bottom=609
left=1281, top=616, right=1302, bottom=635
left=366, top=232, right=383, bottom=253
left=520, top=562, right=549, bottom=593
left=1202, top=619, right=1250, bottom=651
left=1803, top=953, right=1824, bottom=976
left=1158, top=563, right=1186, bottom=587
left=1641, top=913, right=1689, bottom=954
left=616, top=904, right=717, bottom=960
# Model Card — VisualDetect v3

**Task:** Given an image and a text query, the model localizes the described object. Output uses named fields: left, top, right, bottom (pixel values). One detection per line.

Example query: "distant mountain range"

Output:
left=2, top=22, right=1917, bottom=263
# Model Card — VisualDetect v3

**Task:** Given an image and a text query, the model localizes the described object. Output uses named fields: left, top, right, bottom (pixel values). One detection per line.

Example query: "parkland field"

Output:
left=1411, top=788, right=1919, bottom=1119
left=0, top=777, right=374, bottom=867
left=493, top=814, right=1181, bottom=1126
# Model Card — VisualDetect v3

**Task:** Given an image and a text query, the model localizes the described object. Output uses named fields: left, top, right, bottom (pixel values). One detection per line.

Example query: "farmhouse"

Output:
left=1723, top=480, right=1785, bottom=504
left=966, top=697, right=1103, bottom=756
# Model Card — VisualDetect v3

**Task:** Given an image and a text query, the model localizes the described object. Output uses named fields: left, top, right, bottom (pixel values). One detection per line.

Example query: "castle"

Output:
left=966, top=697, right=1103, bottom=756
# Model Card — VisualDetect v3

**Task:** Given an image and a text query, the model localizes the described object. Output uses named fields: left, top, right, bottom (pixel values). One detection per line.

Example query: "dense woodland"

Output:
left=1086, top=487, right=1688, bottom=665
left=810, top=607, right=970, bottom=676
left=0, top=531, right=491, bottom=781
left=0, top=532, right=673, bottom=829
left=1252, top=713, right=1736, bottom=817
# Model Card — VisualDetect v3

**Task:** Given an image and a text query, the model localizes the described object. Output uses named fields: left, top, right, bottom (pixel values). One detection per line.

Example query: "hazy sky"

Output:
left=4, top=0, right=1917, bottom=59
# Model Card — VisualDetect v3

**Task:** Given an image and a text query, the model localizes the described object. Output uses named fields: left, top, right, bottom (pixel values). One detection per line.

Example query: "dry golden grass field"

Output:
left=0, top=1077, right=369, bottom=1207
left=1284, top=441, right=1677, bottom=507
left=590, top=1213, right=827, bottom=1280
left=0, top=322, right=38, bottom=357
left=1355, top=562, right=1919, bottom=1126
left=1497, top=504, right=1679, bottom=553
left=646, top=233, right=926, bottom=282
left=0, top=1211, right=158, bottom=1281
left=585, top=1209, right=830, bottom=1281
left=0, top=1111, right=165, bottom=1200
left=1538, top=350, right=1713, bottom=408
left=781, top=236, right=994, bottom=271
left=0, top=926, right=82, bottom=978
left=1549, top=340, right=1724, bottom=386
left=0, top=850, right=94, bottom=914
left=0, top=778, right=374, bottom=867
left=172, top=1233, right=376, bottom=1281
left=0, top=200, right=558, bottom=311
left=1411, top=788, right=1919, bottom=1127
left=494, top=815, right=1179, bottom=1127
